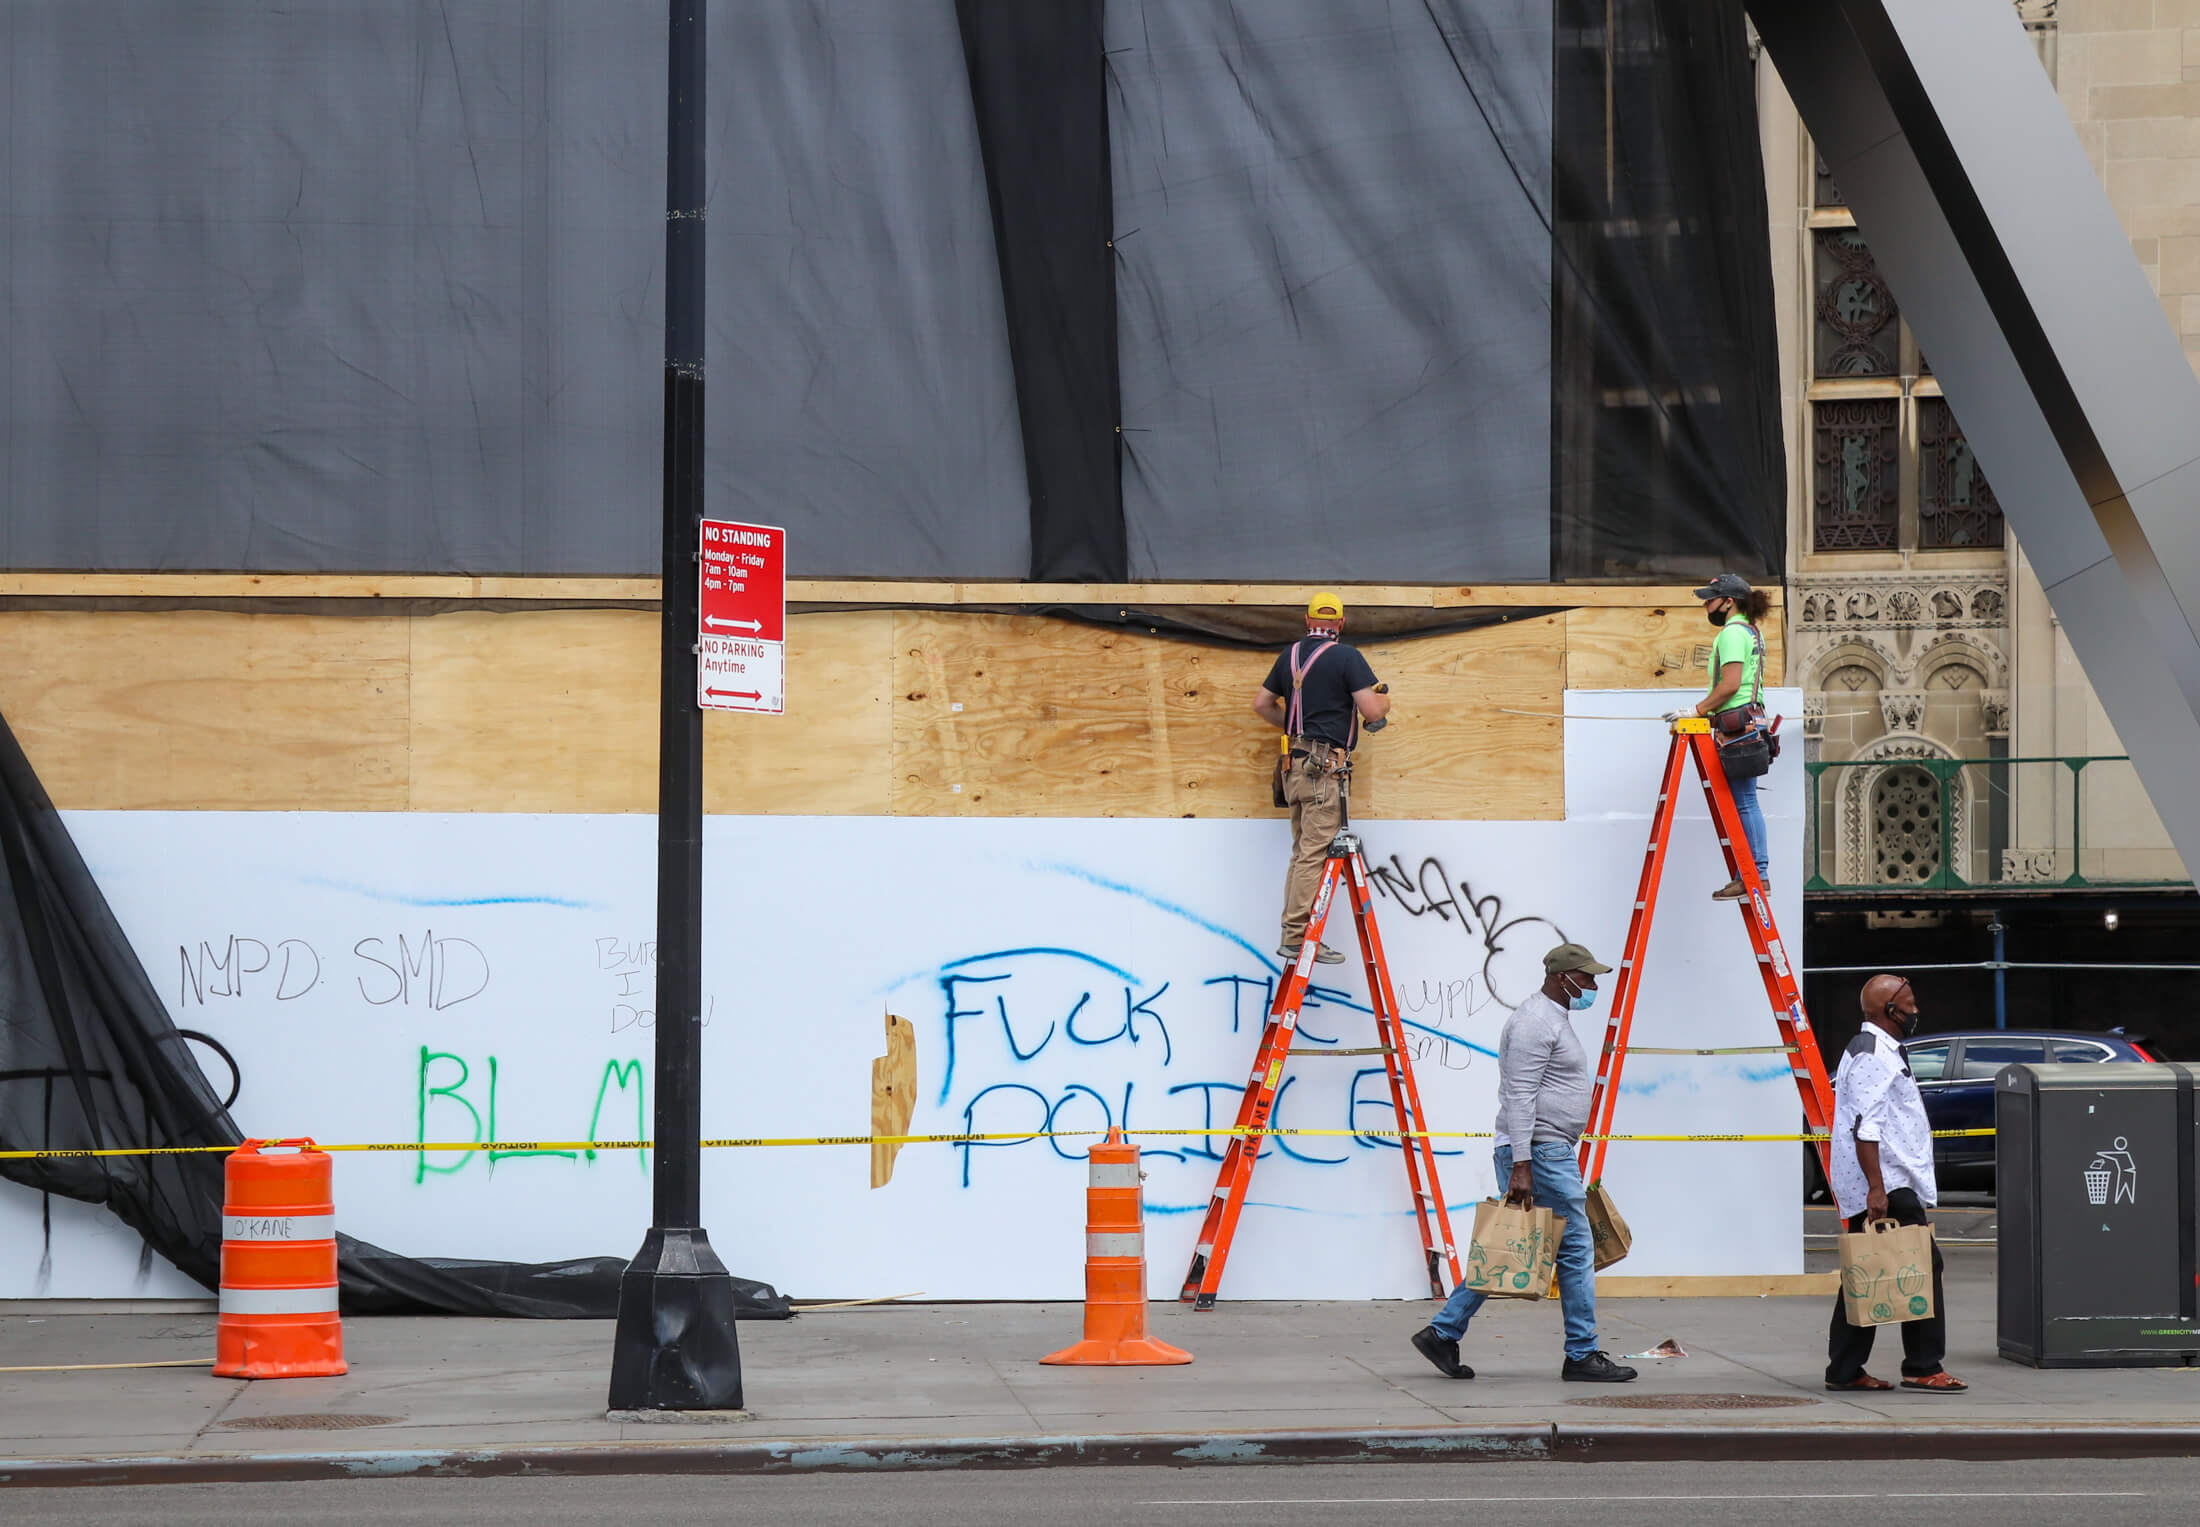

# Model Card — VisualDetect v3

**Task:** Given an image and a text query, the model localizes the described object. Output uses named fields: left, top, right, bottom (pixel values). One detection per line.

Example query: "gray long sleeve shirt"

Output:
left=1494, top=990, right=1595, bottom=1149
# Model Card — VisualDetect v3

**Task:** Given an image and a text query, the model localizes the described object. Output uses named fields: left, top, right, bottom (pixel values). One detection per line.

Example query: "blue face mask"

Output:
left=1565, top=978, right=1597, bottom=1012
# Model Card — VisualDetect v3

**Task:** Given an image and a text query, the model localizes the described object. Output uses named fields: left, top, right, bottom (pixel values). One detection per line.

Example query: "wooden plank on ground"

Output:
left=1596, top=1273, right=1839, bottom=1298
left=0, top=611, right=410, bottom=810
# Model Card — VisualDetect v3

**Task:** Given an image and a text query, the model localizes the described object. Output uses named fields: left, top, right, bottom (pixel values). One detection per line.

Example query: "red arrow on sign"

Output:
left=705, top=688, right=763, bottom=702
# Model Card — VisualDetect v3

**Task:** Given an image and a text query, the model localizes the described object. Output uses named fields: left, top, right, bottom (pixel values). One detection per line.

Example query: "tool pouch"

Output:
left=1271, top=753, right=1290, bottom=809
left=1716, top=724, right=1771, bottom=781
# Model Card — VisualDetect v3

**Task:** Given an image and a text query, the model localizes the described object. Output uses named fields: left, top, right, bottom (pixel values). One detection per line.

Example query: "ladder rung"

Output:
left=1608, top=1044, right=1799, bottom=1056
left=1293, top=1046, right=1394, bottom=1057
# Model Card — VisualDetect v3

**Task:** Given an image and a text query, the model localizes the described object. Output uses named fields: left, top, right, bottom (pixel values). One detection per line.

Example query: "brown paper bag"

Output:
left=1839, top=1218, right=1936, bottom=1326
left=1464, top=1198, right=1560, bottom=1300
left=1585, top=1180, right=1633, bottom=1271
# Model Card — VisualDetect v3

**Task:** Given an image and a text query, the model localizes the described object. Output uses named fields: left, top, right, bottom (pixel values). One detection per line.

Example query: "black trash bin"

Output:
left=1997, top=1062, right=2198, bottom=1367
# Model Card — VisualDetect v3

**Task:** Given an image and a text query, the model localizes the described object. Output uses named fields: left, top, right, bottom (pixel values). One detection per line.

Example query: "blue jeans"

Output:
left=1730, top=772, right=1769, bottom=880
left=1432, top=1142, right=1599, bottom=1361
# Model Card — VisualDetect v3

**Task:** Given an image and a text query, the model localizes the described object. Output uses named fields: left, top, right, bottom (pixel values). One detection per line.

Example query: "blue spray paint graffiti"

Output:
left=911, top=862, right=1519, bottom=1193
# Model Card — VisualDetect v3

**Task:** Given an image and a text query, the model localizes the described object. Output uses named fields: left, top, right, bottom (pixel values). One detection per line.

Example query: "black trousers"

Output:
left=1826, top=1187, right=1947, bottom=1382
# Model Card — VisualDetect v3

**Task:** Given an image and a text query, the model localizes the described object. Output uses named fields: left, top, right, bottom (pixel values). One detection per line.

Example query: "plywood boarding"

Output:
left=0, top=602, right=1724, bottom=817
left=0, top=611, right=411, bottom=810
left=406, top=609, right=895, bottom=816
left=0, top=573, right=1774, bottom=609
left=1566, top=605, right=1787, bottom=690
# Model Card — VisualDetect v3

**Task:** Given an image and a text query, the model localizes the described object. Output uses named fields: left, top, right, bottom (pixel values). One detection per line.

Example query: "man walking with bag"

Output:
left=1825, top=973, right=1966, bottom=1393
left=1252, top=592, right=1389, bottom=965
left=1409, top=944, right=1638, bottom=1383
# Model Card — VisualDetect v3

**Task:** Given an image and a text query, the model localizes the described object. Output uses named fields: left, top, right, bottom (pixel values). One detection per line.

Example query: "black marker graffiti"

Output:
left=1364, top=853, right=1567, bottom=1010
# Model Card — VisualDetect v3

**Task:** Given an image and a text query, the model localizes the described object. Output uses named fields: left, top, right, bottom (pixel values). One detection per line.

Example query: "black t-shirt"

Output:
left=1262, top=636, right=1378, bottom=748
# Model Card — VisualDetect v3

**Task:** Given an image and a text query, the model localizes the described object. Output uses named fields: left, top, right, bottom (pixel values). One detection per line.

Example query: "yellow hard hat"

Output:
left=1306, top=590, right=1346, bottom=621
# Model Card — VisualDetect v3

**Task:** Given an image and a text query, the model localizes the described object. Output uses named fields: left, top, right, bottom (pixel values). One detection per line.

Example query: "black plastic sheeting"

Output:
left=1, top=1, right=1781, bottom=591
left=0, top=710, right=789, bottom=1320
left=1549, top=0, right=1785, bottom=582
left=957, top=0, right=1126, bottom=582
left=1107, top=1, right=1555, bottom=582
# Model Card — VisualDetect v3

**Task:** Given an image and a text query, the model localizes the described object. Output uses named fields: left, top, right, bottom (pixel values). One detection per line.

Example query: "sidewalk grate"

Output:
left=1564, top=1392, right=1818, bottom=1410
left=217, top=1413, right=404, bottom=1431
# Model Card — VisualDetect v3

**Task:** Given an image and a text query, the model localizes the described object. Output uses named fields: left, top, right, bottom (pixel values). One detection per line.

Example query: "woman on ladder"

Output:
left=1690, top=572, right=1774, bottom=901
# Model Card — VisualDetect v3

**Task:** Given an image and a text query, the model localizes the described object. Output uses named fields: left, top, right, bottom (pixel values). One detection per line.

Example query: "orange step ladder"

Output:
left=1577, top=718, right=1836, bottom=1189
left=1178, top=828, right=1462, bottom=1309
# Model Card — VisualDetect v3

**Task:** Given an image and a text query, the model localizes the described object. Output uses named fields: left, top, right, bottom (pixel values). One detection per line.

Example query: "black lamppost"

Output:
left=606, top=0, right=742, bottom=1413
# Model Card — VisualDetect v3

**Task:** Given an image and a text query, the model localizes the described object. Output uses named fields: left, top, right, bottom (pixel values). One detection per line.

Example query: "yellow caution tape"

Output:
left=0, top=1126, right=1997, bottom=1161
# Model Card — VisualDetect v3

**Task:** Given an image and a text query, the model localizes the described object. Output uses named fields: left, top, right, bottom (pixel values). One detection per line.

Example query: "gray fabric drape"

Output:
left=1, top=1, right=1027, bottom=577
left=1106, top=1, right=1554, bottom=581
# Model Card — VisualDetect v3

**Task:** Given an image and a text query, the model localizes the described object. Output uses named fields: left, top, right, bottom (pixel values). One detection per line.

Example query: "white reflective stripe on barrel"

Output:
left=1087, top=1232, right=1143, bottom=1258
left=223, top=1214, right=336, bottom=1242
left=217, top=1285, right=341, bottom=1316
left=1086, top=1162, right=1140, bottom=1188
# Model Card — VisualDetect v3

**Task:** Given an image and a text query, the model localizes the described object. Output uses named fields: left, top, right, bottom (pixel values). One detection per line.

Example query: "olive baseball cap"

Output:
left=1306, top=590, right=1346, bottom=620
left=1543, top=941, right=1613, bottom=976
left=1691, top=571, right=1753, bottom=601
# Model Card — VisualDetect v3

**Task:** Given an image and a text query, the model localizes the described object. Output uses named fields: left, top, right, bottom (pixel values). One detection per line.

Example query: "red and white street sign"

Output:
left=697, top=519, right=785, bottom=715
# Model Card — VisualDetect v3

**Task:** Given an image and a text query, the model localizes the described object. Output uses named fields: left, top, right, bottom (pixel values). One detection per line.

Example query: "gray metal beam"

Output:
left=1748, top=0, right=2200, bottom=889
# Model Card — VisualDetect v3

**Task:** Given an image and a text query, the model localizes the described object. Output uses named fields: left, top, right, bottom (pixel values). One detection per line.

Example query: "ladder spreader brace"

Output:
left=1179, top=829, right=1463, bottom=1309
left=1577, top=718, right=1837, bottom=1189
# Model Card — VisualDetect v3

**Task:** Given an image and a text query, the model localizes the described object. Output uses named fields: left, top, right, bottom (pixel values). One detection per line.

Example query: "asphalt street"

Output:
left=8, top=1459, right=2197, bottom=1526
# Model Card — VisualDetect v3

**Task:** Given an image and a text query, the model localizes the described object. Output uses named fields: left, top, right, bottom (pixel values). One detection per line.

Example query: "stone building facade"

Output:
left=1758, top=0, right=2194, bottom=898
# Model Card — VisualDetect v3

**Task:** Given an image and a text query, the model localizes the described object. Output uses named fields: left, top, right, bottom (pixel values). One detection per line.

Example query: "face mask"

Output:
left=1894, top=1008, right=1922, bottom=1040
left=1706, top=603, right=1730, bottom=627
left=1566, top=977, right=1597, bottom=1012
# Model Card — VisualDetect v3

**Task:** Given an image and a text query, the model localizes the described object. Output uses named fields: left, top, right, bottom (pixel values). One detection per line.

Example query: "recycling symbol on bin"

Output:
left=2084, top=1137, right=2137, bottom=1207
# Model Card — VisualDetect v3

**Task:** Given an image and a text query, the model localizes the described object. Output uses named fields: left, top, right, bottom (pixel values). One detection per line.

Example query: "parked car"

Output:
left=1805, top=1028, right=2160, bottom=1200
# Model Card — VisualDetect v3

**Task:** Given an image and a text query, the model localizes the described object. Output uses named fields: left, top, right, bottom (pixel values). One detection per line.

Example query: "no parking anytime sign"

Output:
left=697, top=519, right=785, bottom=715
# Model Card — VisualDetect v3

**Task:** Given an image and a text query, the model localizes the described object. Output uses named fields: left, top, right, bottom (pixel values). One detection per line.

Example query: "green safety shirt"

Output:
left=1706, top=620, right=1761, bottom=715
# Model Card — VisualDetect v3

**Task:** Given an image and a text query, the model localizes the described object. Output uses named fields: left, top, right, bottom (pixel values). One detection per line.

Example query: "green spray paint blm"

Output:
left=414, top=1048, right=646, bottom=1183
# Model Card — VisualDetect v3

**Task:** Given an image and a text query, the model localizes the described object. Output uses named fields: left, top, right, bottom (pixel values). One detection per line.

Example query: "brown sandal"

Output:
left=1825, top=1373, right=1894, bottom=1392
left=1901, top=1371, right=1969, bottom=1392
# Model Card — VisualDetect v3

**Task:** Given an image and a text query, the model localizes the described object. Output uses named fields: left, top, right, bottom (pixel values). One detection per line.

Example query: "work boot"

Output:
left=1561, top=1351, right=1639, bottom=1383
left=1712, top=879, right=1747, bottom=900
left=1411, top=1325, right=1473, bottom=1379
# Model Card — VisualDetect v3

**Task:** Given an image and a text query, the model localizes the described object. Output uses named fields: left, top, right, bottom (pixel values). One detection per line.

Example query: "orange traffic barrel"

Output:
left=1041, top=1128, right=1192, bottom=1367
left=212, top=1138, right=347, bottom=1378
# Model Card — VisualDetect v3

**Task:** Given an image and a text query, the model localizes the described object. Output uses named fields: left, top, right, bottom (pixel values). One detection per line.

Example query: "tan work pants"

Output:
left=1280, top=753, right=1348, bottom=948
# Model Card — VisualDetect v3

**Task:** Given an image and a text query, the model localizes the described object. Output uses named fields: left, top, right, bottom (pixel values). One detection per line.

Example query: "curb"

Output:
left=3, top=1422, right=2199, bottom=1487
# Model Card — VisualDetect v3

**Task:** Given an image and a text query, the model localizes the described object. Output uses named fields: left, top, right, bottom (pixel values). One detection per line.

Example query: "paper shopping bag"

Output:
left=1465, top=1198, right=1560, bottom=1300
left=1839, top=1218, right=1936, bottom=1326
left=1585, top=1180, right=1633, bottom=1271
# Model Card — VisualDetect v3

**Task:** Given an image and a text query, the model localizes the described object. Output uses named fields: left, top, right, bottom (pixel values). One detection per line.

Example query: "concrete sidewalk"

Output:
left=2, top=1250, right=2196, bottom=1484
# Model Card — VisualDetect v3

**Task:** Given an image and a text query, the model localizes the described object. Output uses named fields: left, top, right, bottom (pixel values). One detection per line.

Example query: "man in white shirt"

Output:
left=1825, top=973, right=1966, bottom=1393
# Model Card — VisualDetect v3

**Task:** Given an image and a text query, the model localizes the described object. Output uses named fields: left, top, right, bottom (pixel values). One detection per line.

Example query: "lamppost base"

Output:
left=606, top=1227, right=744, bottom=1411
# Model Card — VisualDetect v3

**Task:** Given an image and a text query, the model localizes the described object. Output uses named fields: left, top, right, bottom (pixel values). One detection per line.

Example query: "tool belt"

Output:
left=1271, top=736, right=1349, bottom=807
left=1290, top=737, right=1350, bottom=775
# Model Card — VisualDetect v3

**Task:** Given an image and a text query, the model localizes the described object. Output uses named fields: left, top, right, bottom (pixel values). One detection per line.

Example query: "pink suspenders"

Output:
left=1286, top=637, right=1356, bottom=749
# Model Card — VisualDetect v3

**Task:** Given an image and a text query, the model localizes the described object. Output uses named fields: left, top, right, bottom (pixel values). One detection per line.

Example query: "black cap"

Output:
left=1691, top=572, right=1754, bottom=601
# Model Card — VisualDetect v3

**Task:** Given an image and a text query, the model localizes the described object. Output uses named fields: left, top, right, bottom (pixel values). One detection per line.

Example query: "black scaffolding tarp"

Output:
left=0, top=1, right=1781, bottom=1313
left=1, top=0, right=1780, bottom=588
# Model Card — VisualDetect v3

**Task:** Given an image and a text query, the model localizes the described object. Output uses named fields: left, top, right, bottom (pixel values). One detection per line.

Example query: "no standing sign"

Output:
left=697, top=519, right=785, bottom=715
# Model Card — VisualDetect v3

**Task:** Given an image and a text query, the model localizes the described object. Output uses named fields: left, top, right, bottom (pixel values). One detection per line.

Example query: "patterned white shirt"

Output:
left=1830, top=1025, right=1937, bottom=1218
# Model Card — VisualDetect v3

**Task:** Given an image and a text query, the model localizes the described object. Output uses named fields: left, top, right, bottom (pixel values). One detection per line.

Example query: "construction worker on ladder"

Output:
left=1253, top=591, right=1389, bottom=965
left=1691, top=571, right=1776, bottom=901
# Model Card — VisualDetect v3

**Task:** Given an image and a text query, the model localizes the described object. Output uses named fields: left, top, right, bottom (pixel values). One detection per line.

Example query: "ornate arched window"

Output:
left=1871, top=766, right=1943, bottom=885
